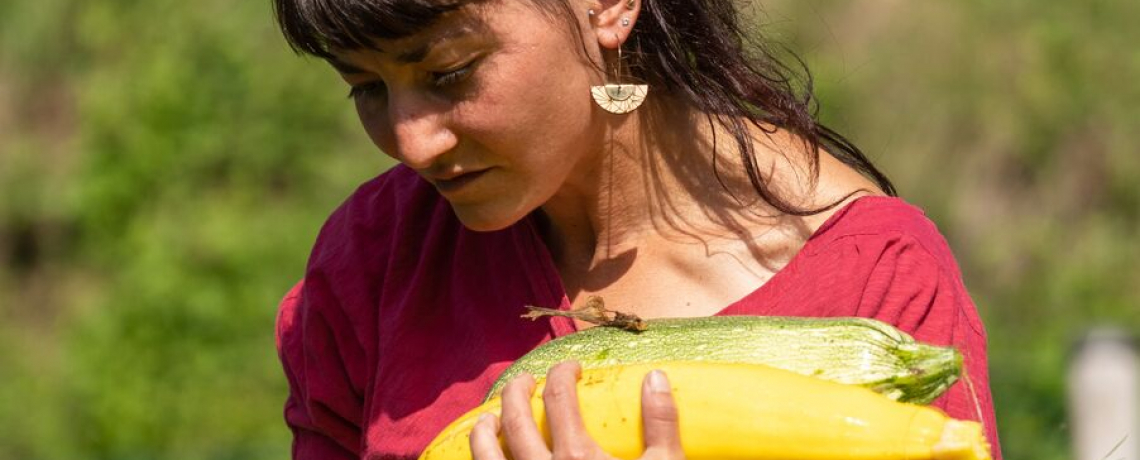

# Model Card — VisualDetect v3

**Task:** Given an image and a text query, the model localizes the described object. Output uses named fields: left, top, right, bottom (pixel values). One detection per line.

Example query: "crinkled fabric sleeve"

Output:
left=276, top=281, right=362, bottom=460
left=850, top=232, right=1003, bottom=460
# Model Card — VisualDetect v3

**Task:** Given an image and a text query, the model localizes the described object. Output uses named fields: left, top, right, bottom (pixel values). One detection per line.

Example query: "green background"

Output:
left=1, top=0, right=1136, bottom=459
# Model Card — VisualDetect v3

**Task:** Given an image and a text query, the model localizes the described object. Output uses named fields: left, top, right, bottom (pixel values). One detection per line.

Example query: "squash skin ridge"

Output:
left=486, top=316, right=962, bottom=404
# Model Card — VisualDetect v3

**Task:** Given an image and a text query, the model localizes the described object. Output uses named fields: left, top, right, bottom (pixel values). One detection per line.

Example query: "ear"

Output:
left=587, top=0, right=641, bottom=49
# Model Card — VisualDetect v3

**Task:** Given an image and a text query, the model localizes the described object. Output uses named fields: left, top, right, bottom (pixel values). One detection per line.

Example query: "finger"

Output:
left=640, top=370, right=683, bottom=456
left=500, top=373, right=551, bottom=459
left=470, top=413, right=508, bottom=460
left=544, top=361, right=598, bottom=457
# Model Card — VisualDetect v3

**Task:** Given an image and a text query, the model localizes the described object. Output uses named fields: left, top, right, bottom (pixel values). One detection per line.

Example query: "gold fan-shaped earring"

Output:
left=590, top=45, right=648, bottom=114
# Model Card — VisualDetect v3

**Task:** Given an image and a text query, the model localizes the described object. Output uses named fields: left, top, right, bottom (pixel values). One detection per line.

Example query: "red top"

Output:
left=276, top=166, right=1003, bottom=460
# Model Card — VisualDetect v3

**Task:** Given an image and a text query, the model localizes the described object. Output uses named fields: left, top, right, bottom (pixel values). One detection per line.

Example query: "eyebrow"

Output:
left=325, top=24, right=479, bottom=74
left=327, top=58, right=368, bottom=74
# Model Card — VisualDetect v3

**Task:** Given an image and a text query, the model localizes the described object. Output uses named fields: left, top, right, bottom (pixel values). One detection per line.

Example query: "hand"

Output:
left=470, top=361, right=684, bottom=460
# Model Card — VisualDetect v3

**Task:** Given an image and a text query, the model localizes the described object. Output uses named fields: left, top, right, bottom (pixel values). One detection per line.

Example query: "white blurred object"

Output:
left=1068, top=328, right=1138, bottom=460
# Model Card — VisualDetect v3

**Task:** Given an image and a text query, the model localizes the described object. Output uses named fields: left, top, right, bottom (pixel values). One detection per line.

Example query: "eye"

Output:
left=430, top=60, right=478, bottom=88
left=347, top=81, right=387, bottom=100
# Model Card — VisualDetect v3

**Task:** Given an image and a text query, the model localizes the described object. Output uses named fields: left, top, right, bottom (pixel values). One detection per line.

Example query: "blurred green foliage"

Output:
left=1, top=0, right=384, bottom=458
left=0, top=0, right=1137, bottom=459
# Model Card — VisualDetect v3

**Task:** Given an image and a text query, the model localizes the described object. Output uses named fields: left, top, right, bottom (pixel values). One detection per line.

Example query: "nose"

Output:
left=385, top=92, right=458, bottom=170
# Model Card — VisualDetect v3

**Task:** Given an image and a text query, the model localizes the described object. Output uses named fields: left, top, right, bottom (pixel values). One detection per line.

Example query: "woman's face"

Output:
left=330, top=0, right=606, bottom=231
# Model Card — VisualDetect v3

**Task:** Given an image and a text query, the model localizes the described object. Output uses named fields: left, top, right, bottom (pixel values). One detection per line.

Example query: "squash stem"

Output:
left=522, top=296, right=648, bottom=331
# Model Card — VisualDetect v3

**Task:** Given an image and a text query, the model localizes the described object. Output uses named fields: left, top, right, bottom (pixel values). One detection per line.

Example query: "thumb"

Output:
left=640, top=370, right=683, bottom=456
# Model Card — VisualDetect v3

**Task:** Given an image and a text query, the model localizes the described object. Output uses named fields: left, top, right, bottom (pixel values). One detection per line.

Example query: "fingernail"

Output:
left=648, top=370, right=669, bottom=393
left=477, top=413, right=492, bottom=424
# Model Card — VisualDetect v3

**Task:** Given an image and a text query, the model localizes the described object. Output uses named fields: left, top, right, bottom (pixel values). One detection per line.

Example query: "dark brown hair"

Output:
left=273, top=0, right=896, bottom=214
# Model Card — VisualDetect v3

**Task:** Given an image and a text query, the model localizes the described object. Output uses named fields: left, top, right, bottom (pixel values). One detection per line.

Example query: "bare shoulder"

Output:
left=744, top=125, right=887, bottom=234
left=800, top=150, right=888, bottom=233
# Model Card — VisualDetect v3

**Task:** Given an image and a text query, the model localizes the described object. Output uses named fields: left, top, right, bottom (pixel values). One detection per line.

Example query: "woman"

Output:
left=272, top=0, right=1002, bottom=458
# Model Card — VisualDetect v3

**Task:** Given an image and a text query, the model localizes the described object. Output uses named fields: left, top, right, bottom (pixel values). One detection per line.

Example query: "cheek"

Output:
left=444, top=62, right=597, bottom=230
left=460, top=52, right=598, bottom=168
left=355, top=97, right=396, bottom=157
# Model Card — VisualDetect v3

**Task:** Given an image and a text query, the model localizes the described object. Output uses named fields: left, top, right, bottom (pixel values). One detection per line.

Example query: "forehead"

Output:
left=330, top=0, right=568, bottom=60
left=386, top=5, right=490, bottom=48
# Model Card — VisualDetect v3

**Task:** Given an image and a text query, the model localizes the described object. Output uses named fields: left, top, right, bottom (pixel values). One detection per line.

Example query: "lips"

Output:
left=430, top=169, right=489, bottom=194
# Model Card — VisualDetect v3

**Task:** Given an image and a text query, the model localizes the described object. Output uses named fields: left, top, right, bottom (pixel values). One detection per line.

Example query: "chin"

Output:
left=450, top=202, right=529, bottom=233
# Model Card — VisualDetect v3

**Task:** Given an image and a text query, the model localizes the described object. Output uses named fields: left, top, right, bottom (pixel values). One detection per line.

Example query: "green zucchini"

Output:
left=488, top=316, right=961, bottom=404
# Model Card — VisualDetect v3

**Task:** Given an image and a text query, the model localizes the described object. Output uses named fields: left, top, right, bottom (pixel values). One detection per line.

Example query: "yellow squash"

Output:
left=420, top=361, right=991, bottom=460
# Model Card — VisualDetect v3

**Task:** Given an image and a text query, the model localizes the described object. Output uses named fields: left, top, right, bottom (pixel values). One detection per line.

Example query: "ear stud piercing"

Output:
left=588, top=1, right=635, bottom=20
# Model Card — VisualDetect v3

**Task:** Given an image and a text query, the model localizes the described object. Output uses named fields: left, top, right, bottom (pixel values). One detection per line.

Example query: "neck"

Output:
left=537, top=98, right=817, bottom=293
